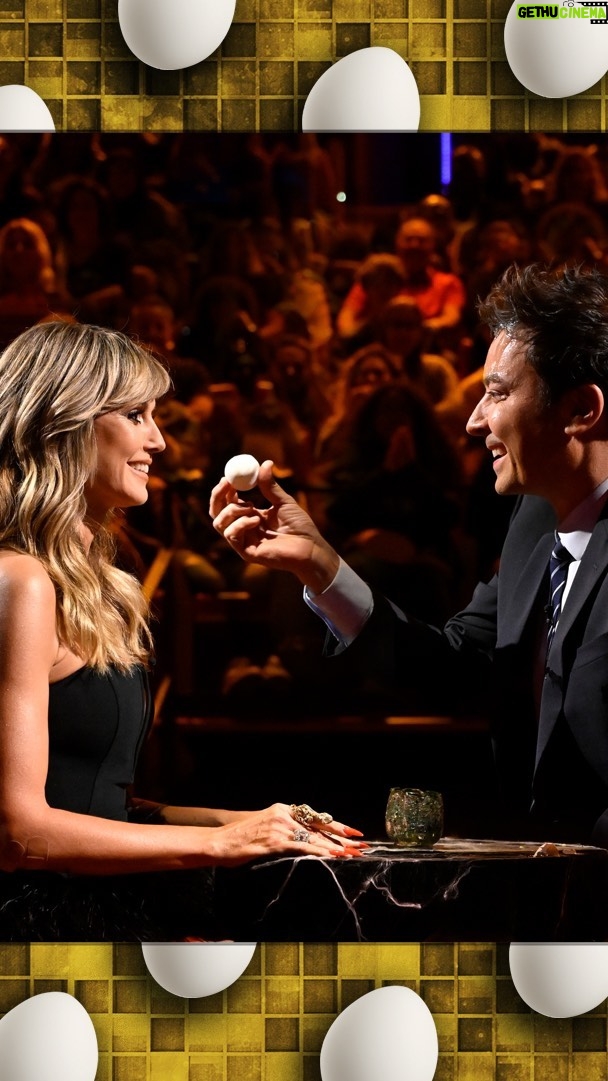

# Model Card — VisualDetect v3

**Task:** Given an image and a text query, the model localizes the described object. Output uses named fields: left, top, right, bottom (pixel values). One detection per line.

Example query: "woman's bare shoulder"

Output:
left=0, top=551, right=56, bottom=606
left=0, top=553, right=58, bottom=672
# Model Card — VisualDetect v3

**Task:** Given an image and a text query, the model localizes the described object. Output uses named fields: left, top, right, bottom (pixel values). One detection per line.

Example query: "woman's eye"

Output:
left=127, top=409, right=145, bottom=424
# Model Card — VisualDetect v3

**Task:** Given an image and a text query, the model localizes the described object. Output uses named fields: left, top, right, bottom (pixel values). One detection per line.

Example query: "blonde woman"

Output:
left=0, top=320, right=362, bottom=939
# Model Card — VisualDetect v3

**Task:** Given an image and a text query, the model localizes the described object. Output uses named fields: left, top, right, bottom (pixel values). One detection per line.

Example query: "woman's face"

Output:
left=2, top=226, right=43, bottom=279
left=85, top=400, right=165, bottom=521
left=350, top=355, right=394, bottom=394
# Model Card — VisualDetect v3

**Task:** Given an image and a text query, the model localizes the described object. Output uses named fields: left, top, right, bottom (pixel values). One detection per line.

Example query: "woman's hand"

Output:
left=210, top=460, right=340, bottom=595
left=204, top=803, right=366, bottom=867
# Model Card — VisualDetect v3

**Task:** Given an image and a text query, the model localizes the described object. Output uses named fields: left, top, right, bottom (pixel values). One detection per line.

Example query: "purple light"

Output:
left=440, top=133, right=452, bottom=189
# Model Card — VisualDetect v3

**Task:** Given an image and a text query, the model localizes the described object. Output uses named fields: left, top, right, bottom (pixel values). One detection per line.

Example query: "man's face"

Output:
left=466, top=331, right=568, bottom=504
left=395, top=219, right=435, bottom=269
left=350, top=353, right=395, bottom=396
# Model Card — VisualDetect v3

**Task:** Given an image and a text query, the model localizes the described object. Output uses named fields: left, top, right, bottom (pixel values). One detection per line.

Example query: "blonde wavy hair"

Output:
left=0, top=320, right=171, bottom=671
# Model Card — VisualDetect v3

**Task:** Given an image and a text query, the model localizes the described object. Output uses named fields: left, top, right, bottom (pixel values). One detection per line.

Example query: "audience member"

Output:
left=323, top=380, right=464, bottom=622
left=336, top=217, right=466, bottom=353
left=0, top=217, right=73, bottom=348
left=380, top=295, right=459, bottom=405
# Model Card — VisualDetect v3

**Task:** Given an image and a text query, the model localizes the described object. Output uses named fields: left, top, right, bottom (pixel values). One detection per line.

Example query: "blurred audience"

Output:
left=0, top=132, right=602, bottom=710
left=324, top=380, right=464, bottom=623
left=0, top=217, right=73, bottom=348
left=336, top=216, right=466, bottom=355
left=379, top=296, right=459, bottom=405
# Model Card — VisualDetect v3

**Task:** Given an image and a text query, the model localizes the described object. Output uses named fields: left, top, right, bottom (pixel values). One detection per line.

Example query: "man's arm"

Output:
left=304, top=558, right=374, bottom=650
left=210, top=461, right=499, bottom=712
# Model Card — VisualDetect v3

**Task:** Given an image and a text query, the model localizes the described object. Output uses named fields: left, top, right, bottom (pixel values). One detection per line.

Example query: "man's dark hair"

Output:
left=479, top=263, right=608, bottom=402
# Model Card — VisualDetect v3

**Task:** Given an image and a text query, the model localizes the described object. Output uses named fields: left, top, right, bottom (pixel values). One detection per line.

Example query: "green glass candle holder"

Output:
left=385, top=787, right=444, bottom=847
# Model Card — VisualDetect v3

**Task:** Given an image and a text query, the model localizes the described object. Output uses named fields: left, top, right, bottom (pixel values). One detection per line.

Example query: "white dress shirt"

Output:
left=554, top=476, right=608, bottom=606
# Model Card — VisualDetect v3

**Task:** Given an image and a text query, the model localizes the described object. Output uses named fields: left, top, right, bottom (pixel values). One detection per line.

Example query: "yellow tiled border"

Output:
left=1, top=943, right=606, bottom=1079
left=1, top=0, right=606, bottom=131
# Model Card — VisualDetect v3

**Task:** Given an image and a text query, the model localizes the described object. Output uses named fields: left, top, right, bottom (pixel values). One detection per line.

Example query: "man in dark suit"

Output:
left=211, top=263, right=608, bottom=846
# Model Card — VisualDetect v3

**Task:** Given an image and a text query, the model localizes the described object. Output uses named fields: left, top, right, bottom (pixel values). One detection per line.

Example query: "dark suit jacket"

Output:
left=329, top=495, right=608, bottom=845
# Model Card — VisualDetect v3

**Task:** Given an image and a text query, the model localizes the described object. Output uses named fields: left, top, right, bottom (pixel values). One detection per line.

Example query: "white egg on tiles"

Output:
left=320, top=985, right=438, bottom=1081
left=302, top=47, right=420, bottom=132
left=142, top=942, right=258, bottom=998
left=509, top=942, right=608, bottom=1017
left=0, top=85, right=54, bottom=131
left=504, top=2, right=608, bottom=98
left=0, top=992, right=98, bottom=1081
left=118, top=0, right=237, bottom=70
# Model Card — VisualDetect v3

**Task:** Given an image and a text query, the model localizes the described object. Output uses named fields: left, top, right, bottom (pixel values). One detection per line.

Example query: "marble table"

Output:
left=214, top=838, right=608, bottom=941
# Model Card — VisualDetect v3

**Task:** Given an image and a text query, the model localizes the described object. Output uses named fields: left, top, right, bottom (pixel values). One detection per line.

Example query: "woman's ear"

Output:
left=563, top=383, right=605, bottom=436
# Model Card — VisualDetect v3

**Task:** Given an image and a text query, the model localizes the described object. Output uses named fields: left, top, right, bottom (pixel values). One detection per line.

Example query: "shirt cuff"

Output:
left=304, top=558, right=374, bottom=647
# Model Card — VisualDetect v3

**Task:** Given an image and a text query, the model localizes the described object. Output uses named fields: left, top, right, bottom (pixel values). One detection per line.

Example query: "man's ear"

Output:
left=563, top=383, right=606, bottom=435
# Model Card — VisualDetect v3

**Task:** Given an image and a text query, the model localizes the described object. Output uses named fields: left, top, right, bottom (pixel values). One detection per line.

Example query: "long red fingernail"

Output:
left=344, top=827, right=364, bottom=837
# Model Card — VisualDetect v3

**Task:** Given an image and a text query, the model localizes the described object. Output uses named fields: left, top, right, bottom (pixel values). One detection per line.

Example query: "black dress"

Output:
left=46, top=665, right=151, bottom=821
left=0, top=667, right=215, bottom=940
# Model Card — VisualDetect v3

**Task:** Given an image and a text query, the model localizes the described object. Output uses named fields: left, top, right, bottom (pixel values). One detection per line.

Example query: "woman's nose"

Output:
left=147, top=420, right=166, bottom=453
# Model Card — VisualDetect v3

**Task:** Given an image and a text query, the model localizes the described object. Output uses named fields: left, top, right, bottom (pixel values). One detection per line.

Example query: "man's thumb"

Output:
left=256, top=459, right=291, bottom=504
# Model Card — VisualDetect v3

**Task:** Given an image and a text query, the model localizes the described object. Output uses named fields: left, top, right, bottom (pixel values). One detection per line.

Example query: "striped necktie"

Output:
left=546, top=532, right=574, bottom=652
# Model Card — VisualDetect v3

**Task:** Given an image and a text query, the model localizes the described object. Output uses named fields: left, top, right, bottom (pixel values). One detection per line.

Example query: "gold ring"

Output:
left=290, top=803, right=333, bottom=828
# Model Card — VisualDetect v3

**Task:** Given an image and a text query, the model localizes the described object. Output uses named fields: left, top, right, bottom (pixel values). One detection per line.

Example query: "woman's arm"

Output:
left=0, top=554, right=361, bottom=874
left=130, top=801, right=361, bottom=836
left=127, top=798, right=252, bottom=827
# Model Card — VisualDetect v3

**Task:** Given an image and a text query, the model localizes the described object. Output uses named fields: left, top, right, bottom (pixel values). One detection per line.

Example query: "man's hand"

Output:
left=209, top=459, right=340, bottom=594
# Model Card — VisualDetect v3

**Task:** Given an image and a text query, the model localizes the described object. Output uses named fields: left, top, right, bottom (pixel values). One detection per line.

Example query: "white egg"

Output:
left=320, top=985, right=438, bottom=1081
left=224, top=454, right=260, bottom=491
left=0, top=992, right=98, bottom=1081
left=141, top=942, right=258, bottom=998
left=509, top=942, right=608, bottom=1017
left=504, top=2, right=608, bottom=98
left=302, top=47, right=420, bottom=132
left=0, top=85, right=54, bottom=131
left=118, top=0, right=236, bottom=70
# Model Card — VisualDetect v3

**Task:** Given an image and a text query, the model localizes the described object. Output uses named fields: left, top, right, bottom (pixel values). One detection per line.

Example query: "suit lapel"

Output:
left=535, top=512, right=608, bottom=770
left=549, top=516, right=608, bottom=662
left=498, top=531, right=554, bottom=646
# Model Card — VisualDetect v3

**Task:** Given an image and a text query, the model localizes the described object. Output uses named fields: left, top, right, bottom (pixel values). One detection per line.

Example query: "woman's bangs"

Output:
left=106, top=345, right=171, bottom=410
